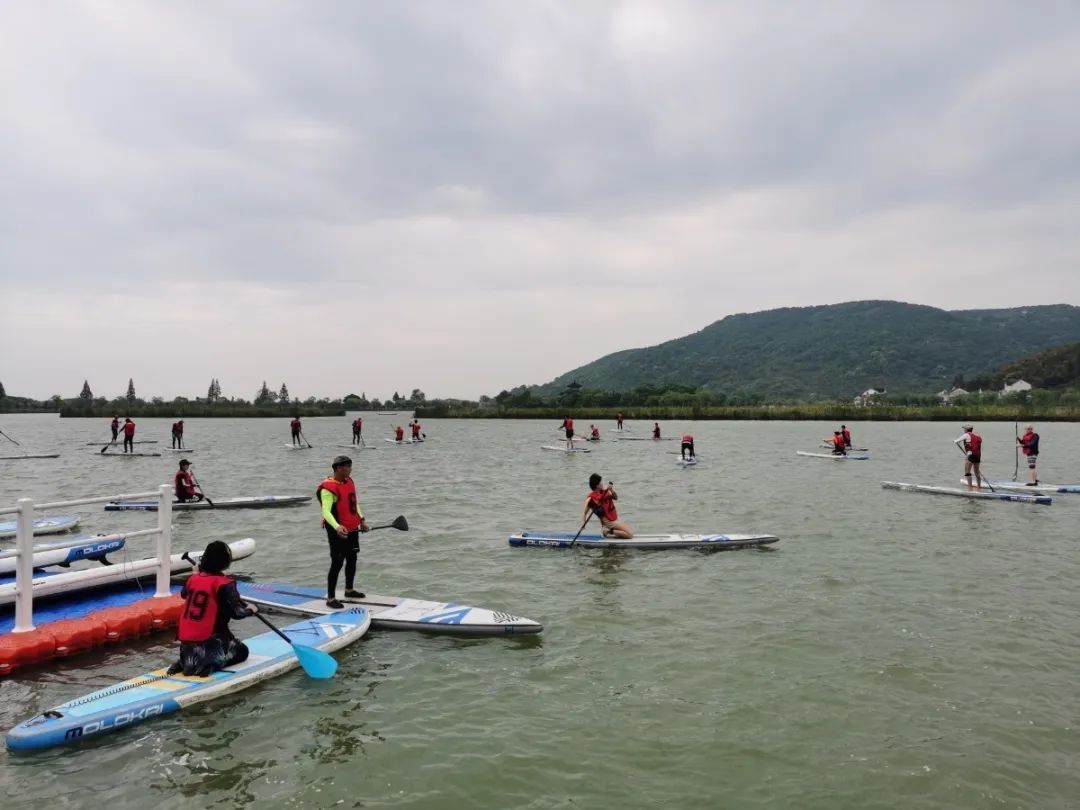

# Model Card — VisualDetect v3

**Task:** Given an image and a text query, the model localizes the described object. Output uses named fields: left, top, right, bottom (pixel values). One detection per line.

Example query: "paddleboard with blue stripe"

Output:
left=0, top=534, right=125, bottom=575
left=236, top=582, right=542, bottom=636
left=883, top=481, right=1051, bottom=504
left=5, top=608, right=370, bottom=751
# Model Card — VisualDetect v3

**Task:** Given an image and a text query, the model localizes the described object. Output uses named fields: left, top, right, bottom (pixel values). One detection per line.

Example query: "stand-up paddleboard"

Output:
left=677, top=457, right=698, bottom=466
left=99, top=452, right=162, bottom=458
left=105, top=495, right=312, bottom=511
left=384, top=438, right=418, bottom=445
left=820, top=443, right=869, bottom=451
left=541, top=445, right=591, bottom=453
left=882, top=481, right=1051, bottom=504
left=0, top=535, right=126, bottom=575
left=335, top=444, right=377, bottom=450
left=5, top=608, right=370, bottom=751
left=976, top=480, right=1080, bottom=495
left=283, top=444, right=312, bottom=450
left=0, top=538, right=256, bottom=606
left=571, top=436, right=601, bottom=442
left=0, top=453, right=60, bottom=460
left=0, top=515, right=81, bottom=540
left=666, top=451, right=704, bottom=458
left=84, top=440, right=158, bottom=445
left=609, top=428, right=631, bottom=433
left=509, top=531, right=779, bottom=550
left=796, top=451, right=870, bottom=460
left=164, top=448, right=194, bottom=453
left=236, top=582, right=543, bottom=636
left=615, top=436, right=666, bottom=442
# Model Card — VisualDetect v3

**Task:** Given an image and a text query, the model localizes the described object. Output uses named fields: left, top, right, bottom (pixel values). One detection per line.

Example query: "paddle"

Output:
left=0, top=429, right=20, bottom=446
left=1013, top=416, right=1019, bottom=481
left=369, top=515, right=408, bottom=532
left=568, top=510, right=593, bottom=548
left=190, top=472, right=215, bottom=507
left=955, top=444, right=993, bottom=491
left=250, top=611, right=337, bottom=679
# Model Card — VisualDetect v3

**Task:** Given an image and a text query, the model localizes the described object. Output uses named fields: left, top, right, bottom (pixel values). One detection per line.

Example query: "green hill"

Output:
left=968, top=340, right=1080, bottom=391
left=534, top=301, right=1080, bottom=401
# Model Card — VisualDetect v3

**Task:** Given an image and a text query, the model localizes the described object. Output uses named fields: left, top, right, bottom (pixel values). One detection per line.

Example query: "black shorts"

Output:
left=326, top=526, right=360, bottom=553
left=967, top=453, right=981, bottom=464
left=565, top=429, right=574, bottom=439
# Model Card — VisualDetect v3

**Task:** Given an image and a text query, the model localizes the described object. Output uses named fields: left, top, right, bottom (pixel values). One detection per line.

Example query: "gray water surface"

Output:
left=0, top=415, right=1077, bottom=809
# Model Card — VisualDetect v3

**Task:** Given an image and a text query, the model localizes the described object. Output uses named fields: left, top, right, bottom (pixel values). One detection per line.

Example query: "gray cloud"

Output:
left=2, top=1, right=1079, bottom=400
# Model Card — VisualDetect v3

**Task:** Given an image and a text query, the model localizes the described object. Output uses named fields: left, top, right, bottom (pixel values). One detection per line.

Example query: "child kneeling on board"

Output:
left=169, top=540, right=257, bottom=676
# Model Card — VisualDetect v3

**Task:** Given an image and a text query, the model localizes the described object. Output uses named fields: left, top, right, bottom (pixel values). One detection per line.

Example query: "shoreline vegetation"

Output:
left=413, top=404, right=1080, bottom=421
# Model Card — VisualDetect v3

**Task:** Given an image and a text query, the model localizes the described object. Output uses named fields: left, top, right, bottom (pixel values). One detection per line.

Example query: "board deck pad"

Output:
left=5, top=609, right=371, bottom=750
left=236, top=582, right=542, bottom=636
left=509, top=531, right=779, bottom=550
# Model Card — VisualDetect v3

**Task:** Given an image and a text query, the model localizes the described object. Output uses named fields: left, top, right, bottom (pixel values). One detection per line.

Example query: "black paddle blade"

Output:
left=390, top=515, right=408, bottom=531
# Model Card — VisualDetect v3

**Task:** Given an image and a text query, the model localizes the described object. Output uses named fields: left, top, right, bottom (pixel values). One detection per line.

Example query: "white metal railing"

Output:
left=5, top=485, right=173, bottom=633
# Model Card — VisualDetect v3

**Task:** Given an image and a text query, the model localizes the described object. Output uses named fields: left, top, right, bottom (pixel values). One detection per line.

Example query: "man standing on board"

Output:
left=1017, top=425, right=1040, bottom=485
left=171, top=419, right=185, bottom=449
left=681, top=433, right=696, bottom=461
left=290, top=415, right=303, bottom=446
left=955, top=424, right=985, bottom=488
left=110, top=415, right=120, bottom=444
left=616, top=412, right=624, bottom=431
left=316, top=455, right=369, bottom=608
left=559, top=415, right=575, bottom=450
left=122, top=418, right=136, bottom=453
left=352, top=416, right=363, bottom=446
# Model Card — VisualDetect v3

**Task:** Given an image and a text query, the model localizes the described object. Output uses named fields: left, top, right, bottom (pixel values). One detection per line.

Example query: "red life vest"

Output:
left=832, top=435, right=845, bottom=450
left=175, top=470, right=196, bottom=498
left=353, top=419, right=362, bottom=430
left=591, top=427, right=600, bottom=439
left=111, top=418, right=119, bottom=430
left=967, top=432, right=982, bottom=455
left=563, top=418, right=574, bottom=431
left=411, top=423, right=421, bottom=436
left=681, top=434, right=693, bottom=443
left=588, top=489, right=618, bottom=522
left=290, top=419, right=301, bottom=432
left=841, top=428, right=851, bottom=445
left=395, top=426, right=404, bottom=440
left=123, top=421, right=135, bottom=437
left=1020, top=430, right=1038, bottom=455
left=178, top=572, right=234, bottom=642
left=316, top=476, right=361, bottom=531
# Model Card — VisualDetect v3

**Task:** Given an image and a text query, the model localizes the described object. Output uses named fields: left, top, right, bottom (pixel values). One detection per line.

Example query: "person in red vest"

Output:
left=168, top=540, right=256, bottom=676
left=174, top=459, right=205, bottom=503
left=840, top=425, right=852, bottom=448
left=122, top=418, right=136, bottom=453
left=680, top=433, right=695, bottom=461
left=410, top=420, right=423, bottom=441
left=317, top=455, right=370, bottom=608
left=1017, top=424, right=1040, bottom=485
left=652, top=422, right=661, bottom=439
left=955, top=424, right=985, bottom=488
left=590, top=424, right=601, bottom=441
left=110, top=415, right=120, bottom=443
left=171, top=419, right=185, bottom=449
left=830, top=431, right=847, bottom=456
left=352, top=417, right=363, bottom=446
left=583, top=473, right=633, bottom=538
left=559, top=415, right=575, bottom=449
left=394, top=425, right=405, bottom=442
left=616, top=412, right=624, bottom=431
left=290, top=416, right=303, bottom=446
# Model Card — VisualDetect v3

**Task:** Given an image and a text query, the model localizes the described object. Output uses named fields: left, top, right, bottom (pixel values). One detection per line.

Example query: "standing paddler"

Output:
left=171, top=419, right=185, bottom=449
left=559, top=415, right=575, bottom=450
left=290, top=415, right=303, bottom=446
left=316, top=455, right=369, bottom=608
left=122, top=418, right=136, bottom=453
left=1017, top=425, right=1040, bottom=485
left=352, top=416, right=363, bottom=446
left=955, top=424, right=985, bottom=488
left=110, top=415, right=120, bottom=444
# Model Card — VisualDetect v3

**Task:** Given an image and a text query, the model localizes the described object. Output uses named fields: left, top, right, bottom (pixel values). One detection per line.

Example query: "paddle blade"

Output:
left=292, top=643, right=337, bottom=679
left=391, top=515, right=408, bottom=531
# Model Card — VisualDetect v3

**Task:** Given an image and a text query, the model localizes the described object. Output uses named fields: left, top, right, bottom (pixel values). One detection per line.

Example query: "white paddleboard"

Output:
left=283, top=444, right=312, bottom=450
left=336, top=444, right=377, bottom=450
left=541, top=445, right=591, bottom=453
left=0, top=534, right=126, bottom=574
left=509, top=531, right=779, bottom=550
left=677, top=457, right=698, bottom=466
left=99, top=452, right=162, bottom=457
left=796, top=451, right=869, bottom=460
left=106, top=496, right=312, bottom=511
left=236, top=582, right=542, bottom=636
left=0, top=538, right=256, bottom=606
left=882, top=481, right=1051, bottom=504
left=0, top=453, right=60, bottom=460
left=0, top=515, right=81, bottom=539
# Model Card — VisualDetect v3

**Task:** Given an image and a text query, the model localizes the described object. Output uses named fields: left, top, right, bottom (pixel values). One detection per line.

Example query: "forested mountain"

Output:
left=967, top=340, right=1080, bottom=391
left=534, top=301, right=1080, bottom=401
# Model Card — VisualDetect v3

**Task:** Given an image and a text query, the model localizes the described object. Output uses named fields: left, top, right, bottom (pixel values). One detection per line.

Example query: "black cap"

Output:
left=179, top=459, right=191, bottom=467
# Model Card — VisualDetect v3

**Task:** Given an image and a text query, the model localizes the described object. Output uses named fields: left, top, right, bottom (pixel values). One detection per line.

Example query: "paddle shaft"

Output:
left=190, top=473, right=215, bottom=507
left=251, top=610, right=293, bottom=644
left=300, top=430, right=312, bottom=448
left=1014, top=416, right=1019, bottom=480
left=0, top=429, right=20, bottom=446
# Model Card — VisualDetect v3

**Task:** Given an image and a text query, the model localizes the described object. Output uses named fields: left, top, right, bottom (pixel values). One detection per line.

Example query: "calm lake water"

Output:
left=1, top=414, right=1078, bottom=809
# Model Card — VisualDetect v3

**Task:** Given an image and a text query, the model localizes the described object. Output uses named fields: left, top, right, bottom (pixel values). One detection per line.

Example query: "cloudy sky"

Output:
left=2, top=2, right=1078, bottom=401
